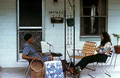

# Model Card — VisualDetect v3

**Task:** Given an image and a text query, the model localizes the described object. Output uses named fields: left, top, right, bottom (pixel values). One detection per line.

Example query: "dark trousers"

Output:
left=75, top=54, right=108, bottom=70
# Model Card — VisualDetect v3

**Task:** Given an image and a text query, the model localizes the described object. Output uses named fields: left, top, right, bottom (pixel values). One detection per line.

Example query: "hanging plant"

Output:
left=113, top=34, right=120, bottom=46
left=113, top=34, right=120, bottom=53
left=67, top=18, right=74, bottom=26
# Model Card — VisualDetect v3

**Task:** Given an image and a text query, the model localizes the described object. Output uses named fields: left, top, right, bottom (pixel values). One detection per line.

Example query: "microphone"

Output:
left=47, top=42, right=52, bottom=46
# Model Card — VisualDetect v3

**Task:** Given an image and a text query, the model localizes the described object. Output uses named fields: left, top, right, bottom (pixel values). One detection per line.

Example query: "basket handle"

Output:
left=47, top=55, right=53, bottom=61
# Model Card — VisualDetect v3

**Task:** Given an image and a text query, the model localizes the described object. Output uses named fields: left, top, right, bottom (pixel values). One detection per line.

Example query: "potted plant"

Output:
left=113, top=34, right=120, bottom=53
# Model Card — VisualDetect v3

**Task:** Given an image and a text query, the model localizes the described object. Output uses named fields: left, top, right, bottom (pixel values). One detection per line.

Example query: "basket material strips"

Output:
left=31, top=70, right=44, bottom=78
left=30, top=59, right=45, bottom=78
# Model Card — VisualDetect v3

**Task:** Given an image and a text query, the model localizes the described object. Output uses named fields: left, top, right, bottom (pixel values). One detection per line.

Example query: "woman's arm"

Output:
left=96, top=45, right=101, bottom=49
left=99, top=42, right=111, bottom=54
left=103, top=42, right=111, bottom=48
left=22, top=54, right=40, bottom=60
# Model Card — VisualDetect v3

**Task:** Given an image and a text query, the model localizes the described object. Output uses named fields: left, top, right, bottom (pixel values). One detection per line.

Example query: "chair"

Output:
left=66, top=41, right=97, bottom=72
left=41, top=41, right=53, bottom=55
left=88, top=48, right=113, bottom=78
left=70, top=41, right=96, bottom=59
left=41, top=41, right=62, bottom=58
left=25, top=60, right=32, bottom=78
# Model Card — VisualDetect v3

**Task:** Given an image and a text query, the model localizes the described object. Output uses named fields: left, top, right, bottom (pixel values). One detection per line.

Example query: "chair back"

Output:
left=70, top=41, right=96, bottom=59
left=82, top=41, right=96, bottom=57
left=41, top=41, right=53, bottom=53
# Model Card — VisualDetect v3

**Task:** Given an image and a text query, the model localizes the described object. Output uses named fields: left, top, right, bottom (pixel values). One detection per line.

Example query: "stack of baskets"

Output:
left=30, top=59, right=45, bottom=78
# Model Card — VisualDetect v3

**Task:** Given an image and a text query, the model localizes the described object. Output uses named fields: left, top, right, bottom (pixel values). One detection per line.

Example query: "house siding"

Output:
left=0, top=0, right=120, bottom=67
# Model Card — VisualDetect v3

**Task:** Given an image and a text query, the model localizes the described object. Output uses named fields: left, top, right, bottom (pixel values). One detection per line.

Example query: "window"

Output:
left=19, top=0, right=42, bottom=26
left=17, top=0, right=44, bottom=61
left=80, top=0, right=107, bottom=37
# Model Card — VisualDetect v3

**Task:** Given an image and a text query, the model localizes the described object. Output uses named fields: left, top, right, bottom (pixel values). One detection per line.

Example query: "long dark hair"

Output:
left=101, top=32, right=111, bottom=46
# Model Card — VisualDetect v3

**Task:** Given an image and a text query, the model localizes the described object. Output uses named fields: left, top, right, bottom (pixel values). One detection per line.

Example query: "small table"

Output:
left=51, top=52, right=62, bottom=57
left=110, top=52, right=120, bottom=68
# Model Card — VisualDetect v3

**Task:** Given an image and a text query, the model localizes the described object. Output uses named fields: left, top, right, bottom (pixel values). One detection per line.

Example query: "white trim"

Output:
left=17, top=0, right=44, bottom=61
left=80, top=36, right=100, bottom=38
left=42, top=0, right=45, bottom=41
left=19, top=27, right=42, bottom=29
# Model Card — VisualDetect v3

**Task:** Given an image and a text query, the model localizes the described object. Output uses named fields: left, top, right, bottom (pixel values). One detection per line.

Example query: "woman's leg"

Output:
left=96, top=54, right=108, bottom=62
left=67, top=54, right=108, bottom=75
left=75, top=54, right=101, bottom=70
left=40, top=55, right=53, bottom=62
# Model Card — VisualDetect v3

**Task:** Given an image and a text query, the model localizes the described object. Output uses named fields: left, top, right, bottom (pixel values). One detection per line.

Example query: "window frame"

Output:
left=17, top=0, right=45, bottom=61
left=80, top=0, right=108, bottom=38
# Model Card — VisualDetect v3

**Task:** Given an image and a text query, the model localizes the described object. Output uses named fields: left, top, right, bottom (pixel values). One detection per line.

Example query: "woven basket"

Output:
left=31, top=71, right=44, bottom=78
left=30, top=59, right=45, bottom=78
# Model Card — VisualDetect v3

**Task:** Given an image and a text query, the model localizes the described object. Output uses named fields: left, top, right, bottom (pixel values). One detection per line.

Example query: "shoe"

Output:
left=51, top=52, right=62, bottom=57
left=67, top=67, right=78, bottom=76
left=75, top=67, right=82, bottom=74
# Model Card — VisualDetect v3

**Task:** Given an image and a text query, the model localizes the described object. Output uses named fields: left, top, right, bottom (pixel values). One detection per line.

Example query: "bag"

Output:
left=61, top=59, right=74, bottom=72
left=44, top=61, right=64, bottom=78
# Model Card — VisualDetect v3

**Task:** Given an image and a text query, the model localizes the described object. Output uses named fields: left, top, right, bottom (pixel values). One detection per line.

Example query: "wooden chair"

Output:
left=70, top=41, right=96, bottom=59
left=66, top=41, right=97, bottom=75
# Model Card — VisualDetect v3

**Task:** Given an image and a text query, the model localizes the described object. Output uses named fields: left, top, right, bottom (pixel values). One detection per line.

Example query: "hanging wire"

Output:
left=68, top=0, right=72, bottom=8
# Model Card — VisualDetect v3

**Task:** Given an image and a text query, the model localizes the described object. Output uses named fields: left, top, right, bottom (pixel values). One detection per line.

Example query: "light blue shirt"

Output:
left=23, top=43, right=51, bottom=61
left=23, top=43, right=40, bottom=57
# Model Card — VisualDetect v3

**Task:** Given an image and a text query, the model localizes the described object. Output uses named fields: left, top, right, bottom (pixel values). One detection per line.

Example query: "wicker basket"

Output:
left=30, top=59, right=45, bottom=78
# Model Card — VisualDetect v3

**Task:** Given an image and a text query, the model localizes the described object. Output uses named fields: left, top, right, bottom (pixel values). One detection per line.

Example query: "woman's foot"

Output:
left=75, top=67, right=82, bottom=74
left=67, top=67, right=78, bottom=76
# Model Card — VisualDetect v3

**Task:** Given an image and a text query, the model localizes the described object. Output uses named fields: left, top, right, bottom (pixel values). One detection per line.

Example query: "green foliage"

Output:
left=113, top=34, right=120, bottom=39
left=113, top=34, right=120, bottom=45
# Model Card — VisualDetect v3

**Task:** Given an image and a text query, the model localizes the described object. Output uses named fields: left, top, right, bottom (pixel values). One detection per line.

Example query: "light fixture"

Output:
left=53, top=0, right=58, bottom=6
left=54, top=0, right=58, bottom=2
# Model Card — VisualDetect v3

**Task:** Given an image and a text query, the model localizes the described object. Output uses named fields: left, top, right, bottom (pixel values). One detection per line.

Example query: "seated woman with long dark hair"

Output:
left=68, top=32, right=112, bottom=76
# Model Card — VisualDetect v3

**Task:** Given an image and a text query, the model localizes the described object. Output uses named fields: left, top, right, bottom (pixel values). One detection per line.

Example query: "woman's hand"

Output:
left=33, top=56, right=40, bottom=61
left=100, top=52, right=104, bottom=54
left=38, top=52, right=42, bottom=56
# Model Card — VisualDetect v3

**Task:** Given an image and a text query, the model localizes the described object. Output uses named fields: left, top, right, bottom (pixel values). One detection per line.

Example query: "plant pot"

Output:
left=114, top=45, right=120, bottom=54
left=67, top=18, right=74, bottom=26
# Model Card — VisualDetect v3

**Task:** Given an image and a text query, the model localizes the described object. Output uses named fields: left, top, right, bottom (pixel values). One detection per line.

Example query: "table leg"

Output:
left=114, top=54, right=117, bottom=68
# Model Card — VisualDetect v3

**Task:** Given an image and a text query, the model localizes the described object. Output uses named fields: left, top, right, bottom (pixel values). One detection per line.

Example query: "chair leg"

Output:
left=25, top=65, right=29, bottom=75
left=25, top=65, right=31, bottom=78
left=110, top=52, right=114, bottom=65
left=87, top=63, right=98, bottom=78
left=105, top=57, right=111, bottom=66
left=88, top=73, right=95, bottom=78
left=98, top=63, right=111, bottom=77
left=86, top=63, right=96, bottom=71
left=88, top=63, right=111, bottom=78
